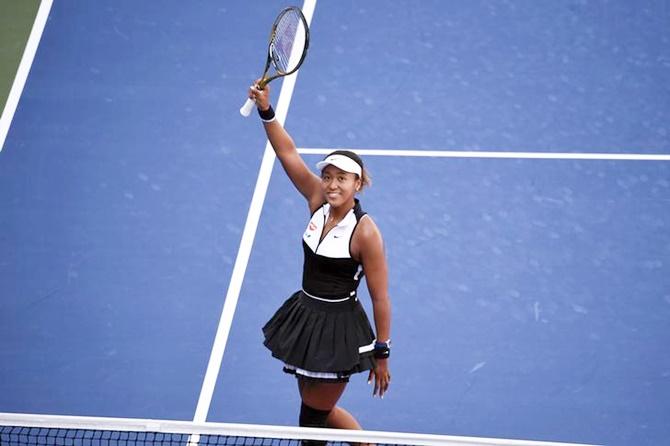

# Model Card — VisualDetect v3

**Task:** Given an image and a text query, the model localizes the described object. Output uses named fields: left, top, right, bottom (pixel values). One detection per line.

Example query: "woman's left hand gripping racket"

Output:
left=240, top=6, right=310, bottom=117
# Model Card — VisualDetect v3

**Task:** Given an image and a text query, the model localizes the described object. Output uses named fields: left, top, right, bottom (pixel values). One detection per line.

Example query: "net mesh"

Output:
left=0, top=425, right=435, bottom=446
left=270, top=9, right=305, bottom=73
left=0, top=416, right=438, bottom=446
left=1, top=426, right=303, bottom=446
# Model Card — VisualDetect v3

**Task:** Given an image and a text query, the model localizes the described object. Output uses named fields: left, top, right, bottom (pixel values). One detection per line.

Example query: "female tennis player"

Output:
left=247, top=82, right=392, bottom=435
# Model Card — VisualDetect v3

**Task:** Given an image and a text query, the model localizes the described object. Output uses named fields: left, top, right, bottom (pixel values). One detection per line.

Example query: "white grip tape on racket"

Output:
left=240, top=97, right=256, bottom=117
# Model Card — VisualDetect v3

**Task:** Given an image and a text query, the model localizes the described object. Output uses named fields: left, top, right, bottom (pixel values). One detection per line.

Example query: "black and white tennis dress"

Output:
left=263, top=199, right=376, bottom=382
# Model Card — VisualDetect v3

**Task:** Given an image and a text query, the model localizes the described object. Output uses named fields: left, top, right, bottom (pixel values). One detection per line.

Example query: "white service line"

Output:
left=0, top=0, right=53, bottom=152
left=298, top=147, right=670, bottom=161
left=192, top=0, right=317, bottom=424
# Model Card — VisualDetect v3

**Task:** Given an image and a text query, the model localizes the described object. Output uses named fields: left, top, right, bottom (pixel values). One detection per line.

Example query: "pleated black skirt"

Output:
left=262, top=291, right=376, bottom=382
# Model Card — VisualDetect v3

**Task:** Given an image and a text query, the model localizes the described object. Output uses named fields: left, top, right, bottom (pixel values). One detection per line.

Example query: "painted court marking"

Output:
left=192, top=0, right=318, bottom=425
left=0, top=0, right=53, bottom=152
left=298, top=147, right=670, bottom=161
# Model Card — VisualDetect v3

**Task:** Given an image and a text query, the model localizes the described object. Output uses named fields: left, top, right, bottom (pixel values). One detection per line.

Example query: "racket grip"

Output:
left=240, top=97, right=256, bottom=117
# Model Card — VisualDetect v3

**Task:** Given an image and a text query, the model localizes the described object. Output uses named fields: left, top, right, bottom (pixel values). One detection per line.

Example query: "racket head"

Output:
left=259, top=6, right=309, bottom=87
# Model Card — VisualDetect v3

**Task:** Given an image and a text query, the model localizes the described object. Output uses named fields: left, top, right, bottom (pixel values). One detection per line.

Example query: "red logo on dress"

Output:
left=309, top=222, right=317, bottom=231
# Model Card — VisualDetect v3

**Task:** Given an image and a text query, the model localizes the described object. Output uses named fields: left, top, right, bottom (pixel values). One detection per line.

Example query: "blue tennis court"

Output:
left=1, top=1, right=669, bottom=445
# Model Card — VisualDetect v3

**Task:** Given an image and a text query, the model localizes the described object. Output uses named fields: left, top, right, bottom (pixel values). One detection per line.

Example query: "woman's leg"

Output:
left=326, top=406, right=362, bottom=429
left=297, top=378, right=370, bottom=446
left=297, top=378, right=362, bottom=429
left=297, top=377, right=346, bottom=410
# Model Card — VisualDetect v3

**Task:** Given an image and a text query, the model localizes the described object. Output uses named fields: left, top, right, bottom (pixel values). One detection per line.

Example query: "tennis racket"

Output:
left=240, top=6, right=310, bottom=117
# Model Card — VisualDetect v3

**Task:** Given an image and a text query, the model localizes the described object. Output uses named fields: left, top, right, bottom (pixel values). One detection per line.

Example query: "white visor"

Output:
left=315, top=154, right=362, bottom=176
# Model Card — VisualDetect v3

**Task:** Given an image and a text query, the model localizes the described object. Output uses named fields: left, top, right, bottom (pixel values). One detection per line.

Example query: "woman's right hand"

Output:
left=248, top=80, right=271, bottom=111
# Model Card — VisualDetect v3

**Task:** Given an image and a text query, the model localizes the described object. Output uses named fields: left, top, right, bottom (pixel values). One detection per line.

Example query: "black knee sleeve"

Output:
left=299, top=402, right=330, bottom=427
left=299, top=402, right=330, bottom=446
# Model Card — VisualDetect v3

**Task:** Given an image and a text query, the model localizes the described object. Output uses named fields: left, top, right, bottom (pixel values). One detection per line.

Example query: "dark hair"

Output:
left=325, top=150, right=372, bottom=190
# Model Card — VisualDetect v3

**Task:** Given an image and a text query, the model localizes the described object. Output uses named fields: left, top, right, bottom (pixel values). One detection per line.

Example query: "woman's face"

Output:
left=320, top=164, right=361, bottom=208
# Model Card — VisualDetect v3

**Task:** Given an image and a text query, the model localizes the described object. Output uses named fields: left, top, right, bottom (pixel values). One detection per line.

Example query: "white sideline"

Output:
left=192, top=0, right=318, bottom=425
left=0, top=0, right=53, bottom=152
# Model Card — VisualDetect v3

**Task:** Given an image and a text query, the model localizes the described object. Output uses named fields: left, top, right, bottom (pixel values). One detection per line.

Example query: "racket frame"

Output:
left=257, top=6, right=310, bottom=89
left=240, top=6, right=310, bottom=117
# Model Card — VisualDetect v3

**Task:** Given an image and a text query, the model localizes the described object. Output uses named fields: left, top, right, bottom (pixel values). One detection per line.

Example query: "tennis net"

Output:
left=0, top=412, right=599, bottom=446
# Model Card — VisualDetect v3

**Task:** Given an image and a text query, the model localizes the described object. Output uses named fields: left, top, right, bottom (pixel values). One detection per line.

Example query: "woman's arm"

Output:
left=249, top=83, right=324, bottom=212
left=352, top=217, right=392, bottom=398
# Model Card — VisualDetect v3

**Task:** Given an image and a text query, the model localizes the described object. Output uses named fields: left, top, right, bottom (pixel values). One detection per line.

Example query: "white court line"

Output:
left=0, top=0, right=53, bottom=153
left=298, top=147, right=670, bottom=161
left=192, top=0, right=317, bottom=424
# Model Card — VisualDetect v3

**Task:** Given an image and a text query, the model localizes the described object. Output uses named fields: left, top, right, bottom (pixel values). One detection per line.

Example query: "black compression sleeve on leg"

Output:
left=299, top=402, right=330, bottom=446
left=299, top=401, right=330, bottom=427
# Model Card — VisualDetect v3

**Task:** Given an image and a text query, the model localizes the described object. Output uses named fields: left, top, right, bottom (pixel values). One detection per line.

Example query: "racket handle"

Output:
left=240, top=97, right=256, bottom=117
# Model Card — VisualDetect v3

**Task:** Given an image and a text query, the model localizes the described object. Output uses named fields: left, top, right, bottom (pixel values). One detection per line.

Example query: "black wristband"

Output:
left=258, top=105, right=276, bottom=122
left=373, top=341, right=390, bottom=359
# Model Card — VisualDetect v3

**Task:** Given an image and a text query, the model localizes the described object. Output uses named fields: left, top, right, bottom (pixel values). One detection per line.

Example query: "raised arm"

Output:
left=249, top=83, right=324, bottom=212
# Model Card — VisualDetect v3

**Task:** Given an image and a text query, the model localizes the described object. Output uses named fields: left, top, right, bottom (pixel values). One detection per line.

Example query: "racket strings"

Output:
left=271, top=10, right=304, bottom=74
